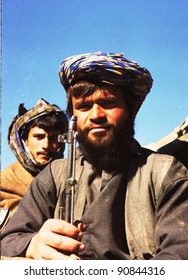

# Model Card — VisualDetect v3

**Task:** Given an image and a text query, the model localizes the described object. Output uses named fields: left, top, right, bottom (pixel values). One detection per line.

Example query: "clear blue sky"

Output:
left=1, top=0, right=188, bottom=169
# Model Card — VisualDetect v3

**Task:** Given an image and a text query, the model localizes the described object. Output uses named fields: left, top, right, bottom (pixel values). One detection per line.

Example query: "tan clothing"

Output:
left=0, top=162, right=33, bottom=218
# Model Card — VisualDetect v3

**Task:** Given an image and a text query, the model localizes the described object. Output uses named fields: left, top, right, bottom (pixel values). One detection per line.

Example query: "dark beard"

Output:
left=78, top=118, right=135, bottom=173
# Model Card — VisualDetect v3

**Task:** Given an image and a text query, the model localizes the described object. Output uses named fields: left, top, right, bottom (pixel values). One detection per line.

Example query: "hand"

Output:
left=26, top=219, right=86, bottom=260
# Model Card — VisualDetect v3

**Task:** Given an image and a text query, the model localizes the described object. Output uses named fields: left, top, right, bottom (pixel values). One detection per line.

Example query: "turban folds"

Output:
left=8, top=98, right=68, bottom=175
left=59, top=51, right=153, bottom=101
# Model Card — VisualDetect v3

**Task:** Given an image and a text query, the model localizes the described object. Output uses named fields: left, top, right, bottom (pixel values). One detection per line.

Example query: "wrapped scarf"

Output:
left=8, top=98, right=68, bottom=175
left=59, top=51, right=153, bottom=101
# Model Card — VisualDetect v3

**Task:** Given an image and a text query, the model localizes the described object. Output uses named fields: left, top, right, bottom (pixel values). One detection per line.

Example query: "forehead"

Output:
left=72, top=86, right=124, bottom=102
left=28, top=126, right=60, bottom=135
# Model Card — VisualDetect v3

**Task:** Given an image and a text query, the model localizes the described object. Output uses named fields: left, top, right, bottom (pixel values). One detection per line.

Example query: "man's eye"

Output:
left=33, top=134, right=44, bottom=140
left=102, top=100, right=116, bottom=107
left=77, top=103, right=91, bottom=110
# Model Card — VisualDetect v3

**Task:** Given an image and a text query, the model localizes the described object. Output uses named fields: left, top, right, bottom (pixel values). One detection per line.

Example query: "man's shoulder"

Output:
left=1, top=161, right=30, bottom=179
left=1, top=161, right=19, bottom=173
left=51, top=158, right=67, bottom=166
left=141, top=147, right=176, bottom=165
left=0, top=161, right=33, bottom=190
left=50, top=158, right=67, bottom=175
left=143, top=148, right=188, bottom=171
left=140, top=148, right=188, bottom=183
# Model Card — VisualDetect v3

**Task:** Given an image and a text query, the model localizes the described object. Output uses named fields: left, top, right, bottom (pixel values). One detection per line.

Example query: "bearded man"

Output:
left=1, top=52, right=188, bottom=260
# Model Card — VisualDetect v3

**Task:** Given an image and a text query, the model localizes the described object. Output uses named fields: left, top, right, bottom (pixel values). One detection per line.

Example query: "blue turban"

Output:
left=59, top=51, right=153, bottom=101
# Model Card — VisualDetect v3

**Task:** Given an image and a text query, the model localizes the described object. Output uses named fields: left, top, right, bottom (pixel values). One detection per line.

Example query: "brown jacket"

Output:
left=0, top=162, right=33, bottom=218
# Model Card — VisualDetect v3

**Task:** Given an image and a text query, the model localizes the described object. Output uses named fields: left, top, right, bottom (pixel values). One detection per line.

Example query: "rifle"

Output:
left=58, top=115, right=78, bottom=224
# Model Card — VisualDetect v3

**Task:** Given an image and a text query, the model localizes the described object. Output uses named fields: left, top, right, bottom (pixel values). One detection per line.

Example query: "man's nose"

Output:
left=89, top=104, right=106, bottom=122
left=41, top=137, right=50, bottom=149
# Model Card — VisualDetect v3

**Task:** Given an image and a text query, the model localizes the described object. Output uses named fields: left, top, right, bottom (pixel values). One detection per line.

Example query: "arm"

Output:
left=154, top=160, right=188, bottom=259
left=1, top=164, right=86, bottom=259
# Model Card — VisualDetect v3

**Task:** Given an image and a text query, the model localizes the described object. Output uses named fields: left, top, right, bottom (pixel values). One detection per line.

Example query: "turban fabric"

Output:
left=8, top=98, right=68, bottom=175
left=59, top=51, right=153, bottom=101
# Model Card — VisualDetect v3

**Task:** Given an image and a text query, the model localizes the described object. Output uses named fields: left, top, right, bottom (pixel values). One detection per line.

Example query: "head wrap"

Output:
left=59, top=51, right=153, bottom=101
left=8, top=98, right=68, bottom=175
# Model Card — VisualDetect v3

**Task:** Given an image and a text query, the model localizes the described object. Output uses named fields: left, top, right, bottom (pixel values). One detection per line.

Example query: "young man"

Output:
left=1, top=52, right=188, bottom=260
left=0, top=98, right=68, bottom=220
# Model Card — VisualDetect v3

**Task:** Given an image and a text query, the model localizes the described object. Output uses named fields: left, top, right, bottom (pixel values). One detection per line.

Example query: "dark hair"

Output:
left=21, top=112, right=68, bottom=141
left=66, top=80, right=139, bottom=117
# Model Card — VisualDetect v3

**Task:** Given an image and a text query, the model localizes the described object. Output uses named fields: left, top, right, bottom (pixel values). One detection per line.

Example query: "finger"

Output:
left=73, top=220, right=87, bottom=232
left=78, top=222, right=87, bottom=232
left=36, top=243, right=81, bottom=260
left=43, top=219, right=83, bottom=238
left=38, top=227, right=85, bottom=252
left=69, top=254, right=81, bottom=260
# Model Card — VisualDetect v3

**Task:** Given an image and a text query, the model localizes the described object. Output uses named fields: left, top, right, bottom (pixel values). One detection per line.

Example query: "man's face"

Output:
left=72, top=87, right=130, bottom=146
left=25, top=127, right=61, bottom=165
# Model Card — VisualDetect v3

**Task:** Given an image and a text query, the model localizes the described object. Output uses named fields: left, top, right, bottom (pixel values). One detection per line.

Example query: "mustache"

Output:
left=36, top=147, right=62, bottom=157
left=82, top=123, right=113, bottom=133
